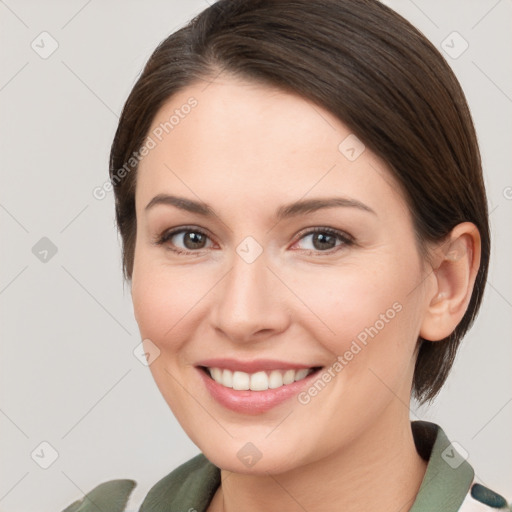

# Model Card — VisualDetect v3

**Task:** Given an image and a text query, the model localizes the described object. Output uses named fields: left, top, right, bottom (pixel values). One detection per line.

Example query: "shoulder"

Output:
left=59, top=454, right=220, bottom=512
left=139, top=453, right=221, bottom=511
left=60, top=479, right=136, bottom=512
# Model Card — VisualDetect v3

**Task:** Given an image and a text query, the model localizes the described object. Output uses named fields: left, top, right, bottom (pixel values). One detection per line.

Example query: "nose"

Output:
left=209, top=248, right=290, bottom=345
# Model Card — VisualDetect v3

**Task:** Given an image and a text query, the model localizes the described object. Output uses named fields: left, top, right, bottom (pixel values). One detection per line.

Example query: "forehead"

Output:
left=135, top=76, right=408, bottom=219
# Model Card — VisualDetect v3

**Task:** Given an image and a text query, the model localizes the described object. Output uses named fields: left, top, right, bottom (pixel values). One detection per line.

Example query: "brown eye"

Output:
left=294, top=227, right=354, bottom=254
left=156, top=227, right=213, bottom=254
left=308, top=232, right=337, bottom=250
left=177, top=231, right=208, bottom=250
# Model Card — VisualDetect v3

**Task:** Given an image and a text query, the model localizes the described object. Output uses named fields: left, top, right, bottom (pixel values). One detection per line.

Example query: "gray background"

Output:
left=0, top=1, right=510, bottom=510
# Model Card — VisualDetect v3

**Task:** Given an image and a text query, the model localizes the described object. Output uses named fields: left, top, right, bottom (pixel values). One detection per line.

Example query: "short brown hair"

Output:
left=109, top=0, right=490, bottom=404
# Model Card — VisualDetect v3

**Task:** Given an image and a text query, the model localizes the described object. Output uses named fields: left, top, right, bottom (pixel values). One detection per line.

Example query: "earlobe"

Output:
left=419, top=222, right=481, bottom=342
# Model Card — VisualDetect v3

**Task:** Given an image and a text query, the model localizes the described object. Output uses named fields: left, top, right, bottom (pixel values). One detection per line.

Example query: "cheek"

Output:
left=291, top=260, right=413, bottom=343
left=132, top=265, right=169, bottom=343
left=132, top=265, right=188, bottom=346
left=131, top=252, right=219, bottom=358
left=130, top=259, right=205, bottom=413
left=292, top=255, right=422, bottom=392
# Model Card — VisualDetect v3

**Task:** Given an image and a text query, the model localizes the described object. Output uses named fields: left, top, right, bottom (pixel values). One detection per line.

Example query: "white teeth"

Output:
left=294, top=368, right=310, bottom=381
left=210, top=367, right=223, bottom=382
left=250, top=371, right=268, bottom=391
left=232, top=371, right=250, bottom=390
left=268, top=370, right=283, bottom=389
left=222, top=368, right=233, bottom=388
left=283, top=369, right=295, bottom=385
left=207, top=367, right=315, bottom=391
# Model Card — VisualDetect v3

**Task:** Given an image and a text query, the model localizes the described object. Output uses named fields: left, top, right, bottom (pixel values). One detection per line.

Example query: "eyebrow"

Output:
left=145, top=194, right=377, bottom=219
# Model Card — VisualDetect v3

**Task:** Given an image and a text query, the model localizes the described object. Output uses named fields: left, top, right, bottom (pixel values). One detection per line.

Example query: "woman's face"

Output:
left=131, top=75, right=436, bottom=473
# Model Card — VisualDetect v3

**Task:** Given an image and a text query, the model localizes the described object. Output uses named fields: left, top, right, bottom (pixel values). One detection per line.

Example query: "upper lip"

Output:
left=196, top=358, right=320, bottom=373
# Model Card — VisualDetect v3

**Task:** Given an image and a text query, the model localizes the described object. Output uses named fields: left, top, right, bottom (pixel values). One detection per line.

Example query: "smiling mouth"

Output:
left=199, top=366, right=323, bottom=391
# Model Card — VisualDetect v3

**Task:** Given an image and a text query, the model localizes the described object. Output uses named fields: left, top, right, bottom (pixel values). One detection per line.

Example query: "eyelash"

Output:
left=153, top=225, right=354, bottom=256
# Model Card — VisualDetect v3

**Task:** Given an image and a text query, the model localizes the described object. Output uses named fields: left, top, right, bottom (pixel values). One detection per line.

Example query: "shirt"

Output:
left=60, top=420, right=511, bottom=512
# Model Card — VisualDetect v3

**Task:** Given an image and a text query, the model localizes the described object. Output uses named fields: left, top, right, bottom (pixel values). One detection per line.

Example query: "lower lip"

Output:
left=197, top=367, right=322, bottom=415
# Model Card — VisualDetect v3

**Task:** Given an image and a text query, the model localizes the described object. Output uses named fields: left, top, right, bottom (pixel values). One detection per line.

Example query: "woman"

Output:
left=62, top=0, right=510, bottom=510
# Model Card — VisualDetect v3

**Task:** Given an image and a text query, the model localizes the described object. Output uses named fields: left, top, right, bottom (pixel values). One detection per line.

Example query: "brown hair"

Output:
left=109, top=0, right=490, bottom=404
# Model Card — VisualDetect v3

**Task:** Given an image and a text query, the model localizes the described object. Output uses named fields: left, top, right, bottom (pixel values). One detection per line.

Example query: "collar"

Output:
left=409, top=420, right=474, bottom=511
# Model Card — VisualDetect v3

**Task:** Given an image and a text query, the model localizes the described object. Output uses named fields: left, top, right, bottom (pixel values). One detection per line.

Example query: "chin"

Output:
left=195, top=434, right=312, bottom=475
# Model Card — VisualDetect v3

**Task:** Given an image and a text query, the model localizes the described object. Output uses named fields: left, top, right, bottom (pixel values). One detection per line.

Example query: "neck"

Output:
left=209, top=408, right=428, bottom=512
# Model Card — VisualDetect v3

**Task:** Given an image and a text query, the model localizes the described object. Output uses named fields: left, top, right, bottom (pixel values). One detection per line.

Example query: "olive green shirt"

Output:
left=61, top=420, right=510, bottom=512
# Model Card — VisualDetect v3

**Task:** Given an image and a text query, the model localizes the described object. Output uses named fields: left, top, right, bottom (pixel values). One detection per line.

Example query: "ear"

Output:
left=419, top=222, right=481, bottom=342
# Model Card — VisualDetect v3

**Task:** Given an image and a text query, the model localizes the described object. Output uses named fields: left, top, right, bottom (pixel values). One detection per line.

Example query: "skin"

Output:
left=131, top=74, right=481, bottom=512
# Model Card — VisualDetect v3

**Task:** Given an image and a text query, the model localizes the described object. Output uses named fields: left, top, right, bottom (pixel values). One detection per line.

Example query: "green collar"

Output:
left=409, top=421, right=474, bottom=512
left=139, top=420, right=474, bottom=512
